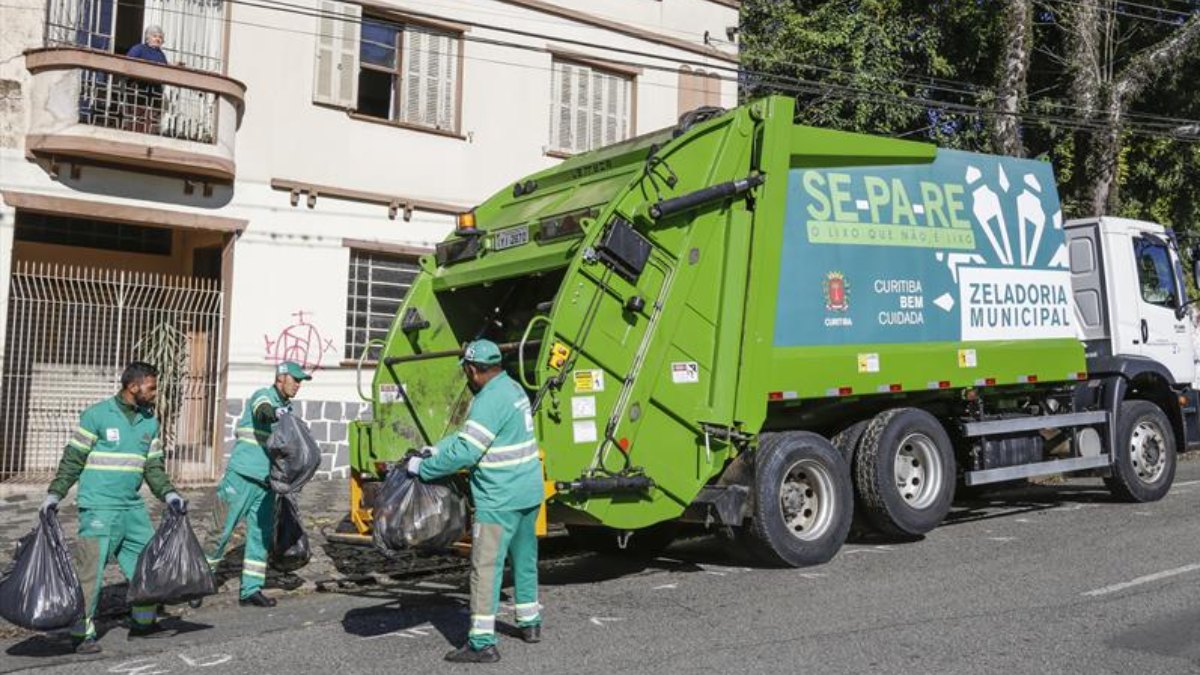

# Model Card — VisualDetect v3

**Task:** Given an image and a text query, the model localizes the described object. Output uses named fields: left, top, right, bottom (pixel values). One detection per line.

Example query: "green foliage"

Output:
left=739, top=0, right=1200, bottom=233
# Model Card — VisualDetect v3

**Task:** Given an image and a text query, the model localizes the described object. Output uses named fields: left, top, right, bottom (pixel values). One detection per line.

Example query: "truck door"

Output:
left=1130, top=232, right=1195, bottom=384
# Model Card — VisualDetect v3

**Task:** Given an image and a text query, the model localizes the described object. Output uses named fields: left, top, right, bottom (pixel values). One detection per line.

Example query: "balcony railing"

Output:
left=24, top=47, right=246, bottom=182
left=78, top=69, right=218, bottom=143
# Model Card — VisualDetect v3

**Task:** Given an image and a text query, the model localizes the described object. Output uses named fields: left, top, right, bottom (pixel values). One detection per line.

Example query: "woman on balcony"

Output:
left=124, top=26, right=168, bottom=134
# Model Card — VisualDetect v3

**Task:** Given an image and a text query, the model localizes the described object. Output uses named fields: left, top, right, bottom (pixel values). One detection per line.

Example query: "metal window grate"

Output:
left=45, top=0, right=226, bottom=73
left=345, top=249, right=419, bottom=361
left=1, top=262, right=224, bottom=485
left=78, top=69, right=218, bottom=144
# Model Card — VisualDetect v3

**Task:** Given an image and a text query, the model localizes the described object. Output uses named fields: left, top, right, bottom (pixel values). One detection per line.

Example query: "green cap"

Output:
left=276, top=361, right=312, bottom=381
left=460, top=339, right=502, bottom=366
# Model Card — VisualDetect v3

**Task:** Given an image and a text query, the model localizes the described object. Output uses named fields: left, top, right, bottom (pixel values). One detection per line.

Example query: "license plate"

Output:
left=493, top=226, right=529, bottom=251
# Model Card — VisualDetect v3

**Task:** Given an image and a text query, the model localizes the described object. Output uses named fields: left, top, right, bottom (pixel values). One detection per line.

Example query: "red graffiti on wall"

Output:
left=264, top=311, right=337, bottom=370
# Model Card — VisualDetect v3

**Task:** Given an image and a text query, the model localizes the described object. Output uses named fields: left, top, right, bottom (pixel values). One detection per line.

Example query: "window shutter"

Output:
left=551, top=62, right=574, bottom=152
left=313, top=0, right=360, bottom=107
left=573, top=66, right=590, bottom=153
left=400, top=27, right=458, bottom=130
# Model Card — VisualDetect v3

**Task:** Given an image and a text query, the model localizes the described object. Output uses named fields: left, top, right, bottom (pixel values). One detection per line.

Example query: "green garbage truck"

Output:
left=347, top=96, right=1200, bottom=567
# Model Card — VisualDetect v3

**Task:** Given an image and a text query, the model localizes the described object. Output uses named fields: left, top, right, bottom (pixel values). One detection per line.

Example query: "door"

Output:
left=1131, top=233, right=1195, bottom=384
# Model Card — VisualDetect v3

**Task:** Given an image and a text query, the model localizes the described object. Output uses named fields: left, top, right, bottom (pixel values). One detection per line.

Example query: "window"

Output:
left=345, top=249, right=420, bottom=360
left=15, top=211, right=172, bottom=255
left=357, top=19, right=459, bottom=129
left=677, top=66, right=722, bottom=116
left=1133, top=236, right=1178, bottom=308
left=313, top=3, right=460, bottom=133
left=44, top=0, right=225, bottom=71
left=549, top=59, right=632, bottom=155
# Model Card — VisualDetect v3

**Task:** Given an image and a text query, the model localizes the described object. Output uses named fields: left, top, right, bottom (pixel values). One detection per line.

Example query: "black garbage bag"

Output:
left=373, top=461, right=468, bottom=555
left=267, top=413, right=321, bottom=495
left=270, top=492, right=310, bottom=572
left=0, top=510, right=84, bottom=631
left=127, top=508, right=217, bottom=606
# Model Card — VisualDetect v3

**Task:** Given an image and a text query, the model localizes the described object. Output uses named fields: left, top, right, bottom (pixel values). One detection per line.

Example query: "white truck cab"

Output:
left=1066, top=217, right=1196, bottom=386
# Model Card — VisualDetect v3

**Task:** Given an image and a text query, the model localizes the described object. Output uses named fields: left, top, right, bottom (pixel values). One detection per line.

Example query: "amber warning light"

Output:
left=455, top=211, right=478, bottom=236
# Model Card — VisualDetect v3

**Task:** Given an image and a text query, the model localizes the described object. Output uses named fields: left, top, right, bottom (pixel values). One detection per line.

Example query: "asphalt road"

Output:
left=5, top=460, right=1200, bottom=675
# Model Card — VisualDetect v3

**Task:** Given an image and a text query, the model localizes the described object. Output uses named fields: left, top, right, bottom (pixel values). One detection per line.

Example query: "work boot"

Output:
left=188, top=597, right=204, bottom=609
left=519, top=625, right=542, bottom=644
left=239, top=591, right=277, bottom=608
left=127, top=623, right=170, bottom=640
left=73, top=637, right=101, bottom=655
left=444, top=644, right=501, bottom=663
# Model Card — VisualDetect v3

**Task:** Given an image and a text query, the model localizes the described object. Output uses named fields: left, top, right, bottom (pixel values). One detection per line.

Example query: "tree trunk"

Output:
left=991, top=0, right=1032, bottom=156
left=1088, top=16, right=1200, bottom=215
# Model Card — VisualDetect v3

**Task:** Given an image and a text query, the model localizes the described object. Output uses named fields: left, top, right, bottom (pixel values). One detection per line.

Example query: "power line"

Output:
left=6, top=0, right=1200, bottom=143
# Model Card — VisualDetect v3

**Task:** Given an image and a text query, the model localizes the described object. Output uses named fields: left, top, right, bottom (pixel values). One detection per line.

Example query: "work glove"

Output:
left=420, top=445, right=439, bottom=458
left=406, top=456, right=424, bottom=477
left=165, top=492, right=188, bottom=514
left=40, top=494, right=60, bottom=514
left=276, top=405, right=291, bottom=417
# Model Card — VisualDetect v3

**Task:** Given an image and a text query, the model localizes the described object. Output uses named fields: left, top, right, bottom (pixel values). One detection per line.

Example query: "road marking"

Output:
left=417, top=581, right=458, bottom=590
left=1083, top=564, right=1200, bottom=597
left=358, top=624, right=435, bottom=641
left=179, top=654, right=233, bottom=668
left=842, top=546, right=894, bottom=555
left=1172, top=479, right=1200, bottom=487
left=590, top=617, right=624, bottom=627
left=988, top=537, right=1016, bottom=542
left=653, top=583, right=677, bottom=590
left=798, top=573, right=827, bottom=579
left=705, top=571, right=726, bottom=576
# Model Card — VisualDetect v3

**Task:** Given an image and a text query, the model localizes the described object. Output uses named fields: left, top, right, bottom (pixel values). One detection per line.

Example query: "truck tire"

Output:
left=1105, top=400, right=1176, bottom=502
left=855, top=408, right=955, bottom=538
left=831, top=421, right=869, bottom=465
left=566, top=521, right=680, bottom=557
left=739, top=431, right=852, bottom=567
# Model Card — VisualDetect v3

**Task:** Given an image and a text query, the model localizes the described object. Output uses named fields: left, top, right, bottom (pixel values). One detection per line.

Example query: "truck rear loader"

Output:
left=348, top=96, right=1200, bottom=566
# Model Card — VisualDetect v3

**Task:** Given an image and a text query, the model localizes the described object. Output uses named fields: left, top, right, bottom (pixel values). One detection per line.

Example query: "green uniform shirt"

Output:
left=226, top=386, right=289, bottom=482
left=420, top=372, right=544, bottom=512
left=48, top=396, right=174, bottom=509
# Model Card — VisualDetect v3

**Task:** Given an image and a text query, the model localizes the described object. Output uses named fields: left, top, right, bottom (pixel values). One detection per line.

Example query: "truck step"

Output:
left=963, top=411, right=1108, bottom=437
left=963, top=454, right=1111, bottom=486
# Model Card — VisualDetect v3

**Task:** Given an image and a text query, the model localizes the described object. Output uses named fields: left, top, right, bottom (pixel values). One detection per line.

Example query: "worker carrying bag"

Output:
left=270, top=492, right=311, bottom=572
left=267, top=413, right=321, bottom=495
left=373, top=458, right=468, bottom=555
left=127, top=507, right=217, bottom=606
left=0, top=510, right=85, bottom=631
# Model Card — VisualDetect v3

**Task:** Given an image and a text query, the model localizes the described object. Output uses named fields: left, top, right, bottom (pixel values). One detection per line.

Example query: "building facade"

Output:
left=0, top=0, right=739, bottom=484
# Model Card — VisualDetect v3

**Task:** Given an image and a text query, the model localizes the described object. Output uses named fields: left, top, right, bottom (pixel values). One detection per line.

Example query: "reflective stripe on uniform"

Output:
left=468, top=614, right=496, bottom=636
left=243, top=558, right=268, bottom=579
left=131, top=605, right=157, bottom=626
left=82, top=451, right=145, bottom=473
left=514, top=602, right=541, bottom=621
left=479, top=440, right=539, bottom=467
left=479, top=440, right=540, bottom=468
left=71, top=617, right=95, bottom=639
left=460, top=420, right=495, bottom=451
left=235, top=426, right=270, bottom=444
left=69, top=427, right=97, bottom=452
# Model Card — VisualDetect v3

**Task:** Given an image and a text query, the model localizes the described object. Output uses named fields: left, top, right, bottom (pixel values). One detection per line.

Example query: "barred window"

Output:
left=345, top=249, right=420, bottom=361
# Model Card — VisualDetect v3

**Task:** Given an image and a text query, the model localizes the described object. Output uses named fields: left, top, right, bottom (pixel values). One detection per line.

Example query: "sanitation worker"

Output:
left=409, top=339, right=544, bottom=663
left=203, top=361, right=310, bottom=608
left=40, top=361, right=187, bottom=655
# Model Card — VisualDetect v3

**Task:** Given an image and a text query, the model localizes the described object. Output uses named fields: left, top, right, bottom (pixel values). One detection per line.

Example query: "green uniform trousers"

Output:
left=204, top=471, right=273, bottom=599
left=71, top=507, right=158, bottom=640
left=469, top=506, right=542, bottom=649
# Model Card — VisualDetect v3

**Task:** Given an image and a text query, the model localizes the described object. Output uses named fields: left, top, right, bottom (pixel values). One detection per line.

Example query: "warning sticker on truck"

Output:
left=574, top=370, right=605, bottom=393
left=775, top=149, right=1071, bottom=347
left=379, top=384, right=401, bottom=403
left=671, top=362, right=700, bottom=384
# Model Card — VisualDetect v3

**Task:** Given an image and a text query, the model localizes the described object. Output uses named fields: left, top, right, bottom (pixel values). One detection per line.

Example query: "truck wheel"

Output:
left=566, top=522, right=680, bottom=557
left=855, top=408, right=955, bottom=538
left=831, top=421, right=869, bottom=465
left=1105, top=400, right=1176, bottom=502
left=739, top=431, right=851, bottom=567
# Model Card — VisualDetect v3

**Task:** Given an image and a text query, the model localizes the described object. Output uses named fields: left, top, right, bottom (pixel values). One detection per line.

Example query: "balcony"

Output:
left=24, top=48, right=246, bottom=182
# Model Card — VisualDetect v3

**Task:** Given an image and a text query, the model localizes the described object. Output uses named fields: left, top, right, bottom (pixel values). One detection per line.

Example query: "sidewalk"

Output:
left=0, top=478, right=467, bottom=639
